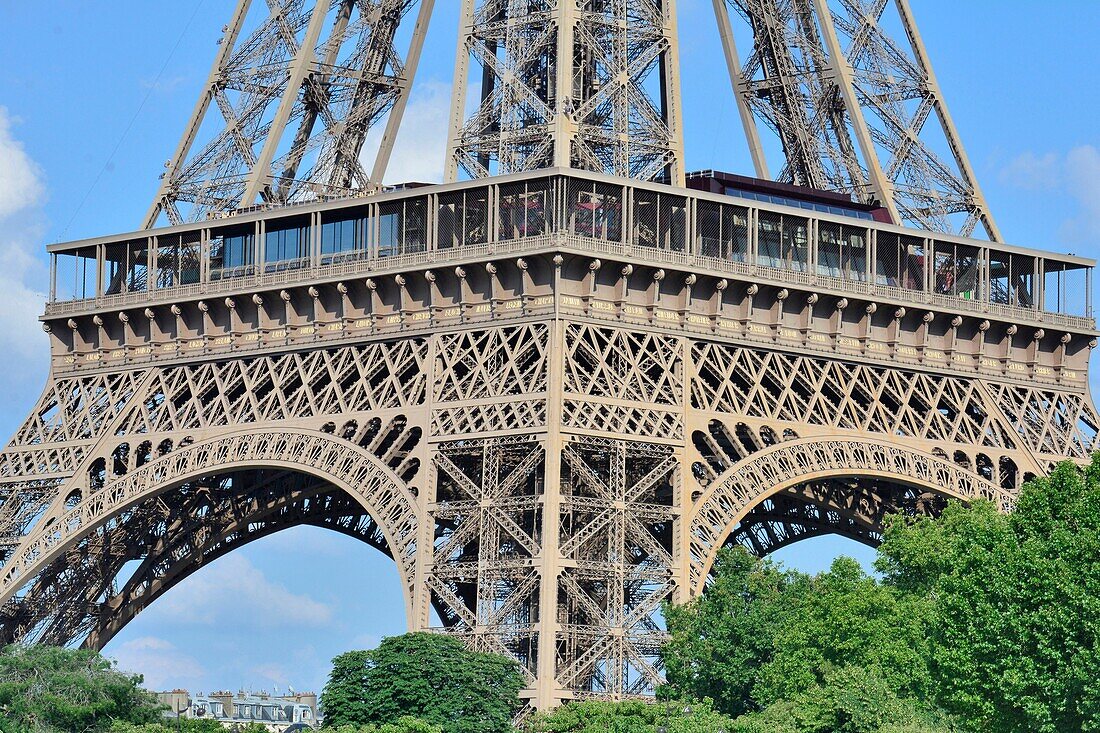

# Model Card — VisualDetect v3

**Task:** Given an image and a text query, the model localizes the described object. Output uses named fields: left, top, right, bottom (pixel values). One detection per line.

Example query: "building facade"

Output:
left=158, top=689, right=319, bottom=731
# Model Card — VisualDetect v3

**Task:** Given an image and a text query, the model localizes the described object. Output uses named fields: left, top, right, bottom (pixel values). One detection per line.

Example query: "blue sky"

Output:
left=0, top=0, right=1097, bottom=695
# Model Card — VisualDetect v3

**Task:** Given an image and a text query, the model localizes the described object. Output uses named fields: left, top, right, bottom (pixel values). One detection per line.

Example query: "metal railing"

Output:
left=47, top=173, right=1096, bottom=329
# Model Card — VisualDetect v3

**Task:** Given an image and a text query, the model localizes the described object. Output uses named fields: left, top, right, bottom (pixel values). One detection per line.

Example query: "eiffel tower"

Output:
left=1, top=0, right=1096, bottom=710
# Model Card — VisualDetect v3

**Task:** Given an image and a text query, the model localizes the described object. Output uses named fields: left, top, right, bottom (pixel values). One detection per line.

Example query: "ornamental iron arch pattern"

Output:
left=687, top=436, right=1010, bottom=594
left=0, top=428, right=422, bottom=616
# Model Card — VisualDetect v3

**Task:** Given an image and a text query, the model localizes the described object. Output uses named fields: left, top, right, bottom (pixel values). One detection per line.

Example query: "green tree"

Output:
left=524, top=698, right=737, bottom=732
left=733, top=667, right=954, bottom=733
left=325, top=719, right=442, bottom=733
left=877, top=459, right=1100, bottom=733
left=0, top=645, right=162, bottom=733
left=320, top=633, right=524, bottom=733
left=661, top=550, right=935, bottom=719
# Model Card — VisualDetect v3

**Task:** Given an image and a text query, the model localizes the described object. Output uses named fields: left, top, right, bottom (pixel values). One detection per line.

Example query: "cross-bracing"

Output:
left=1, top=0, right=1097, bottom=712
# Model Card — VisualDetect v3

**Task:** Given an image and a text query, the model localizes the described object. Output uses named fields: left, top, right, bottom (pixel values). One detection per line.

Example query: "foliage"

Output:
left=325, top=719, right=442, bottom=733
left=661, top=551, right=935, bottom=720
left=730, top=667, right=954, bottom=733
left=320, top=633, right=524, bottom=733
left=662, top=457, right=1100, bottom=733
left=524, top=698, right=737, bottom=732
left=876, top=459, right=1100, bottom=733
left=0, top=645, right=162, bottom=733
left=108, top=721, right=226, bottom=733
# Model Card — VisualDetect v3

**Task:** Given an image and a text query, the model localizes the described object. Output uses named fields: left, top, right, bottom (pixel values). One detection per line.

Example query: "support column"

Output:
left=535, top=317, right=566, bottom=709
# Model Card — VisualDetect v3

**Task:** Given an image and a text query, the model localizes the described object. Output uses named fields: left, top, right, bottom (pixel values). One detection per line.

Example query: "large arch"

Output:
left=0, top=428, right=422, bottom=647
left=686, top=437, right=1010, bottom=595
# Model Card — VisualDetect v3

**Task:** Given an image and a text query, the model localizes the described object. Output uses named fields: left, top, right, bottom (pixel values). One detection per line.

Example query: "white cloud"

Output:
left=0, top=108, right=44, bottom=219
left=0, top=108, right=49, bottom=433
left=109, top=636, right=205, bottom=692
left=250, top=662, right=292, bottom=687
left=1062, top=145, right=1100, bottom=243
left=150, top=553, right=333, bottom=628
left=998, top=150, right=1060, bottom=191
left=359, top=79, right=484, bottom=186
left=1000, top=145, right=1100, bottom=246
left=361, top=80, right=454, bottom=185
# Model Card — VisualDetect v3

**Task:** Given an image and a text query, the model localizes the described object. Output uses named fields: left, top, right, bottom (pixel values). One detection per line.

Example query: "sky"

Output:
left=0, top=0, right=1098, bottom=696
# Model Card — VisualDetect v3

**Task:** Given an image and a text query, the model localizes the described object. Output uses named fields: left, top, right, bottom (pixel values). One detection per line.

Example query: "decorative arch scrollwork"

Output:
left=0, top=429, right=422, bottom=617
left=687, top=437, right=1010, bottom=595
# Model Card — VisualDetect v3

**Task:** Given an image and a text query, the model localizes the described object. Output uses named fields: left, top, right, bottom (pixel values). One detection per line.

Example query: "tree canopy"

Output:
left=320, top=633, right=524, bottom=733
left=0, top=645, right=163, bottom=733
left=877, top=460, right=1100, bottom=732
left=524, top=698, right=737, bottom=733
left=662, top=457, right=1100, bottom=733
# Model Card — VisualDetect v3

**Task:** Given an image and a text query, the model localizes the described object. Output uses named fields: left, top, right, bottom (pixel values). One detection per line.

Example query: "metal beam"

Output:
left=712, top=0, right=770, bottom=180
left=370, top=0, right=436, bottom=183
left=812, top=0, right=901, bottom=223
left=239, top=0, right=334, bottom=207
left=143, top=0, right=253, bottom=228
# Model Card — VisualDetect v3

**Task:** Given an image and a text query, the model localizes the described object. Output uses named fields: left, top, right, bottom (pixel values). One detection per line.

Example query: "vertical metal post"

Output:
left=444, top=0, right=477, bottom=182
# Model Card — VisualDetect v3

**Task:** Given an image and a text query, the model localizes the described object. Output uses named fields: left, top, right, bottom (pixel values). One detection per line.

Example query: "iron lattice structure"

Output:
left=145, top=0, right=435, bottom=227
left=444, top=0, right=686, bottom=185
left=4, top=0, right=1099, bottom=715
left=713, top=0, right=1001, bottom=239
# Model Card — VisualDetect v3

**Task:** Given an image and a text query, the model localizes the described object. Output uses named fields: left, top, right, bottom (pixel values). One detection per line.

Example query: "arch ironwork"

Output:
left=0, top=428, right=421, bottom=647
left=687, top=436, right=1009, bottom=594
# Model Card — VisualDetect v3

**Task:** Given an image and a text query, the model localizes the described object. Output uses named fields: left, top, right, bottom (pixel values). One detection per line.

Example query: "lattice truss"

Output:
left=0, top=322, right=1097, bottom=703
left=147, top=0, right=429, bottom=227
left=430, top=437, right=544, bottom=682
left=557, top=437, right=677, bottom=698
left=690, top=341, right=1100, bottom=467
left=447, top=0, right=685, bottom=183
left=717, top=0, right=1000, bottom=238
left=0, top=338, right=431, bottom=648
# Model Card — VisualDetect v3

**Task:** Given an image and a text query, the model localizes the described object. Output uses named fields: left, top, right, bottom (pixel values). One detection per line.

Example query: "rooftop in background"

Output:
left=157, top=688, right=319, bottom=732
left=686, top=170, right=894, bottom=225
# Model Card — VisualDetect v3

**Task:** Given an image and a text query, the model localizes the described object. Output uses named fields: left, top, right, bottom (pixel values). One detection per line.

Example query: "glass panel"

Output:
left=209, top=226, right=254, bottom=281
left=698, top=201, right=752, bottom=262
left=662, top=194, right=687, bottom=251
left=463, top=188, right=489, bottom=246
left=1042, top=261, right=1089, bottom=316
left=818, top=222, right=867, bottom=280
left=55, top=246, right=99, bottom=301
left=155, top=234, right=202, bottom=288
left=321, top=210, right=368, bottom=263
left=934, top=241, right=982, bottom=300
left=567, top=179, right=623, bottom=241
left=1010, top=254, right=1035, bottom=308
left=437, top=188, right=489, bottom=249
left=632, top=190, right=687, bottom=251
left=264, top=219, right=309, bottom=271
left=498, top=180, right=550, bottom=241
left=817, top=222, right=843, bottom=278
left=103, top=240, right=149, bottom=295
left=379, top=197, right=428, bottom=258
left=990, top=251, right=1034, bottom=307
left=874, top=233, right=924, bottom=290
left=757, top=212, right=808, bottom=271
left=633, top=189, right=659, bottom=248
left=846, top=227, right=868, bottom=281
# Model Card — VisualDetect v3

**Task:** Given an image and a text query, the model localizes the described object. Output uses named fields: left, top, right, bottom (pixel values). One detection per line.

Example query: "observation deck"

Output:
left=43, top=169, right=1097, bottom=389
